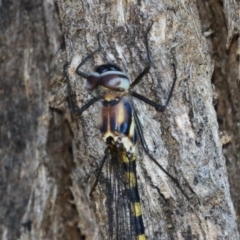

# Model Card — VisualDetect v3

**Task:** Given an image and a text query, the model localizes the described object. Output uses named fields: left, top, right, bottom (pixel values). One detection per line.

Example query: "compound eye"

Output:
left=86, top=72, right=100, bottom=91
left=109, top=66, right=117, bottom=71
left=96, top=64, right=122, bottom=74
left=103, top=66, right=118, bottom=72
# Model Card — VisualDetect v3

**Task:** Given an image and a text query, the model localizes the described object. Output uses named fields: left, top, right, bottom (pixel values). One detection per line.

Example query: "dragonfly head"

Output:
left=86, top=64, right=130, bottom=97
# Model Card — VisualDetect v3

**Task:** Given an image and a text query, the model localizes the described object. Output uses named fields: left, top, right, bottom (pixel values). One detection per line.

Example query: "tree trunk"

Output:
left=0, top=1, right=239, bottom=240
left=197, top=0, right=240, bottom=233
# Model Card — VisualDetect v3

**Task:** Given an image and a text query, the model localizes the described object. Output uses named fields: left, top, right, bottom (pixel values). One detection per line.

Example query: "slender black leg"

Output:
left=64, top=32, right=103, bottom=115
left=76, top=32, right=102, bottom=78
left=90, top=147, right=110, bottom=196
left=64, top=63, right=101, bottom=115
left=129, top=19, right=177, bottom=113
left=130, top=23, right=153, bottom=89
left=130, top=63, right=177, bottom=112
left=133, top=109, right=189, bottom=201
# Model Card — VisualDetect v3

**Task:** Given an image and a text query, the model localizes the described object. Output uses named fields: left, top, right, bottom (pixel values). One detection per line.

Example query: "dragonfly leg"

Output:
left=130, top=63, right=177, bottom=112
left=64, top=63, right=101, bottom=115
left=76, top=32, right=102, bottom=78
left=64, top=33, right=103, bottom=115
left=133, top=110, right=189, bottom=201
left=130, top=22, right=153, bottom=89
left=129, top=19, right=177, bottom=112
left=89, top=147, right=110, bottom=196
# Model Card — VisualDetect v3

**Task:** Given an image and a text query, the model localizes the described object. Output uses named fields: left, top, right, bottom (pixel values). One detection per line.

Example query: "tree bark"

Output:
left=0, top=0, right=239, bottom=240
left=0, top=1, right=81, bottom=240
left=198, top=0, right=240, bottom=232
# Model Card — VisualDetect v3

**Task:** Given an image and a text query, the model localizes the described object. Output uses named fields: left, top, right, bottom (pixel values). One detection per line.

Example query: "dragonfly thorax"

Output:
left=86, top=64, right=130, bottom=98
left=100, top=97, right=137, bottom=154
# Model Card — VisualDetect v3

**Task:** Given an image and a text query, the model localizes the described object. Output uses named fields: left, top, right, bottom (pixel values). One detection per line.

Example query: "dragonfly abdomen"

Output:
left=121, top=151, right=146, bottom=240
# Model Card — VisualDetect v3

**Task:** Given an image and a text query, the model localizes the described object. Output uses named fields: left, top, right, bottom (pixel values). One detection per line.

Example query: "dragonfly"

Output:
left=64, top=24, right=183, bottom=240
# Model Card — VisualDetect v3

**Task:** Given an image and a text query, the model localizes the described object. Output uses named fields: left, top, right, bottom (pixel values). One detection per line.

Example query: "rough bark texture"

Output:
left=222, top=0, right=240, bottom=230
left=0, top=1, right=81, bottom=240
left=0, top=0, right=239, bottom=240
left=198, top=0, right=240, bottom=232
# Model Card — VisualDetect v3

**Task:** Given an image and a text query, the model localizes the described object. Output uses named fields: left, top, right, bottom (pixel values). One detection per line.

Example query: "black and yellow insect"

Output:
left=65, top=24, right=177, bottom=240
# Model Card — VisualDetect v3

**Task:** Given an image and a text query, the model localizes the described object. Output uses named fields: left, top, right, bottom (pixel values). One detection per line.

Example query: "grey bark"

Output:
left=0, top=1, right=81, bottom=240
left=0, top=0, right=239, bottom=240
left=199, top=0, right=240, bottom=232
